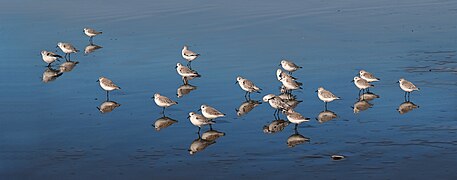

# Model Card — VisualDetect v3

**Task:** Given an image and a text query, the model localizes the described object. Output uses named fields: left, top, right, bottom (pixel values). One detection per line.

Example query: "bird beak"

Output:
left=278, top=63, right=281, bottom=66
left=175, top=66, right=178, bottom=68
left=396, top=81, right=399, bottom=83
left=197, top=109, right=201, bottom=112
left=350, top=80, right=354, bottom=82
left=187, top=116, right=190, bottom=119
left=96, top=80, right=99, bottom=82
left=315, top=90, right=318, bottom=92
left=235, top=81, right=238, bottom=84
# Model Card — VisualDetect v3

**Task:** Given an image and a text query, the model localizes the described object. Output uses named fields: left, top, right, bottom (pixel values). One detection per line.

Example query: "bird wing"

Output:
left=207, top=107, right=224, bottom=116
left=159, top=96, right=177, bottom=105
left=183, top=49, right=199, bottom=56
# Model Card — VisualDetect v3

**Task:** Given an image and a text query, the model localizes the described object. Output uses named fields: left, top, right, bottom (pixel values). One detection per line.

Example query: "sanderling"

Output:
left=177, top=84, right=197, bottom=98
left=316, top=110, right=337, bottom=123
left=97, top=101, right=121, bottom=114
left=316, top=87, right=340, bottom=109
left=57, top=42, right=78, bottom=60
left=352, top=100, right=373, bottom=114
left=200, top=104, right=225, bottom=120
left=201, top=129, right=225, bottom=141
left=287, top=132, right=310, bottom=148
left=153, top=93, right=178, bottom=114
left=176, top=63, right=201, bottom=84
left=276, top=69, right=296, bottom=81
left=84, top=28, right=102, bottom=42
left=189, top=136, right=215, bottom=155
left=398, top=78, right=419, bottom=100
left=182, top=45, right=200, bottom=67
left=279, top=76, right=302, bottom=91
left=263, top=120, right=289, bottom=134
left=97, top=77, right=121, bottom=99
left=263, top=94, right=291, bottom=118
left=280, top=59, right=302, bottom=74
left=285, top=110, right=310, bottom=129
left=359, top=70, right=380, bottom=82
left=154, top=116, right=178, bottom=131
left=188, top=112, right=215, bottom=131
left=42, top=67, right=62, bottom=83
left=397, top=101, right=419, bottom=114
left=236, top=100, right=262, bottom=117
left=41, top=50, right=62, bottom=67
left=353, top=76, right=373, bottom=93
left=84, top=43, right=103, bottom=54
left=236, top=76, right=261, bottom=99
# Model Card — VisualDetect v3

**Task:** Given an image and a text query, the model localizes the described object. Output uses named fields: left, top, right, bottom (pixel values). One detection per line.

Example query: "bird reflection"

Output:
left=236, top=100, right=262, bottom=117
left=153, top=116, right=178, bottom=131
left=188, top=133, right=216, bottom=155
left=59, top=61, right=79, bottom=73
left=359, top=92, right=380, bottom=101
left=96, top=100, right=121, bottom=114
left=84, top=43, right=103, bottom=54
left=316, top=110, right=337, bottom=123
left=352, top=100, right=373, bottom=114
left=263, top=119, right=290, bottom=133
left=397, top=101, right=419, bottom=114
left=287, top=128, right=310, bottom=148
left=176, top=83, right=197, bottom=98
left=42, top=67, right=63, bottom=83
left=201, top=129, right=225, bottom=141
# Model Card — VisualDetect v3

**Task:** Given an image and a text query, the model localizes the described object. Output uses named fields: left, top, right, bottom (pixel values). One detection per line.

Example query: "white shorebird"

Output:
left=97, top=77, right=121, bottom=99
left=188, top=112, right=215, bottom=131
left=279, top=76, right=302, bottom=91
left=285, top=110, right=310, bottom=130
left=398, top=78, right=419, bottom=100
left=353, top=76, right=374, bottom=94
left=276, top=69, right=296, bottom=81
left=316, top=87, right=340, bottom=109
left=41, top=50, right=62, bottom=67
left=176, top=63, right=201, bottom=84
left=280, top=60, right=302, bottom=74
left=236, top=76, right=261, bottom=99
left=84, top=28, right=102, bottom=42
left=153, top=93, right=178, bottom=114
left=182, top=45, right=200, bottom=68
left=57, top=42, right=78, bottom=60
left=359, top=70, right=380, bottom=82
left=200, top=104, right=225, bottom=120
left=263, top=94, right=291, bottom=118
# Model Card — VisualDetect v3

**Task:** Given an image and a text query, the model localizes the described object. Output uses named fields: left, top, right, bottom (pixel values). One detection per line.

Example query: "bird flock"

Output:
left=41, top=28, right=421, bottom=153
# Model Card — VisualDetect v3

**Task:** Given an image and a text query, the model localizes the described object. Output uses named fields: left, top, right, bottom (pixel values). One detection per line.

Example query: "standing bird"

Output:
left=200, top=104, right=225, bottom=120
left=398, top=78, right=419, bottom=100
left=236, top=76, right=262, bottom=100
left=263, top=94, right=291, bottom=118
left=276, top=69, right=296, bottom=81
left=41, top=50, right=62, bottom=67
left=153, top=93, right=178, bottom=114
left=83, top=28, right=102, bottom=43
left=57, top=42, right=78, bottom=60
left=181, top=45, right=200, bottom=68
left=285, top=110, right=310, bottom=130
left=188, top=112, right=215, bottom=132
left=316, top=87, right=340, bottom=110
left=359, top=70, right=380, bottom=82
left=280, top=60, right=302, bottom=74
left=176, top=63, right=201, bottom=84
left=279, top=76, right=302, bottom=92
left=97, top=77, right=121, bottom=100
left=352, top=76, right=374, bottom=94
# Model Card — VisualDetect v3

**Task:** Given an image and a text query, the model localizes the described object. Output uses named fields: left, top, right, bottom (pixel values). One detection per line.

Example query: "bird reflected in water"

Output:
left=287, top=128, right=310, bottom=148
left=188, top=133, right=215, bottom=155
left=153, top=116, right=178, bottom=131
left=316, top=110, right=337, bottom=123
left=236, top=99, right=262, bottom=117
left=97, top=100, right=121, bottom=114
left=359, top=92, right=380, bottom=101
left=84, top=43, right=103, bottom=54
left=263, top=119, right=290, bottom=134
left=397, top=101, right=419, bottom=114
left=352, top=100, right=373, bottom=114
left=59, top=61, right=79, bottom=73
left=176, top=83, right=197, bottom=98
left=201, top=128, right=225, bottom=141
left=42, top=67, right=63, bottom=83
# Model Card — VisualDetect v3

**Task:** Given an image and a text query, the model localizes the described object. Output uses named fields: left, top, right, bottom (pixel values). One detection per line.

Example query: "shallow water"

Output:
left=1, top=0, right=457, bottom=179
